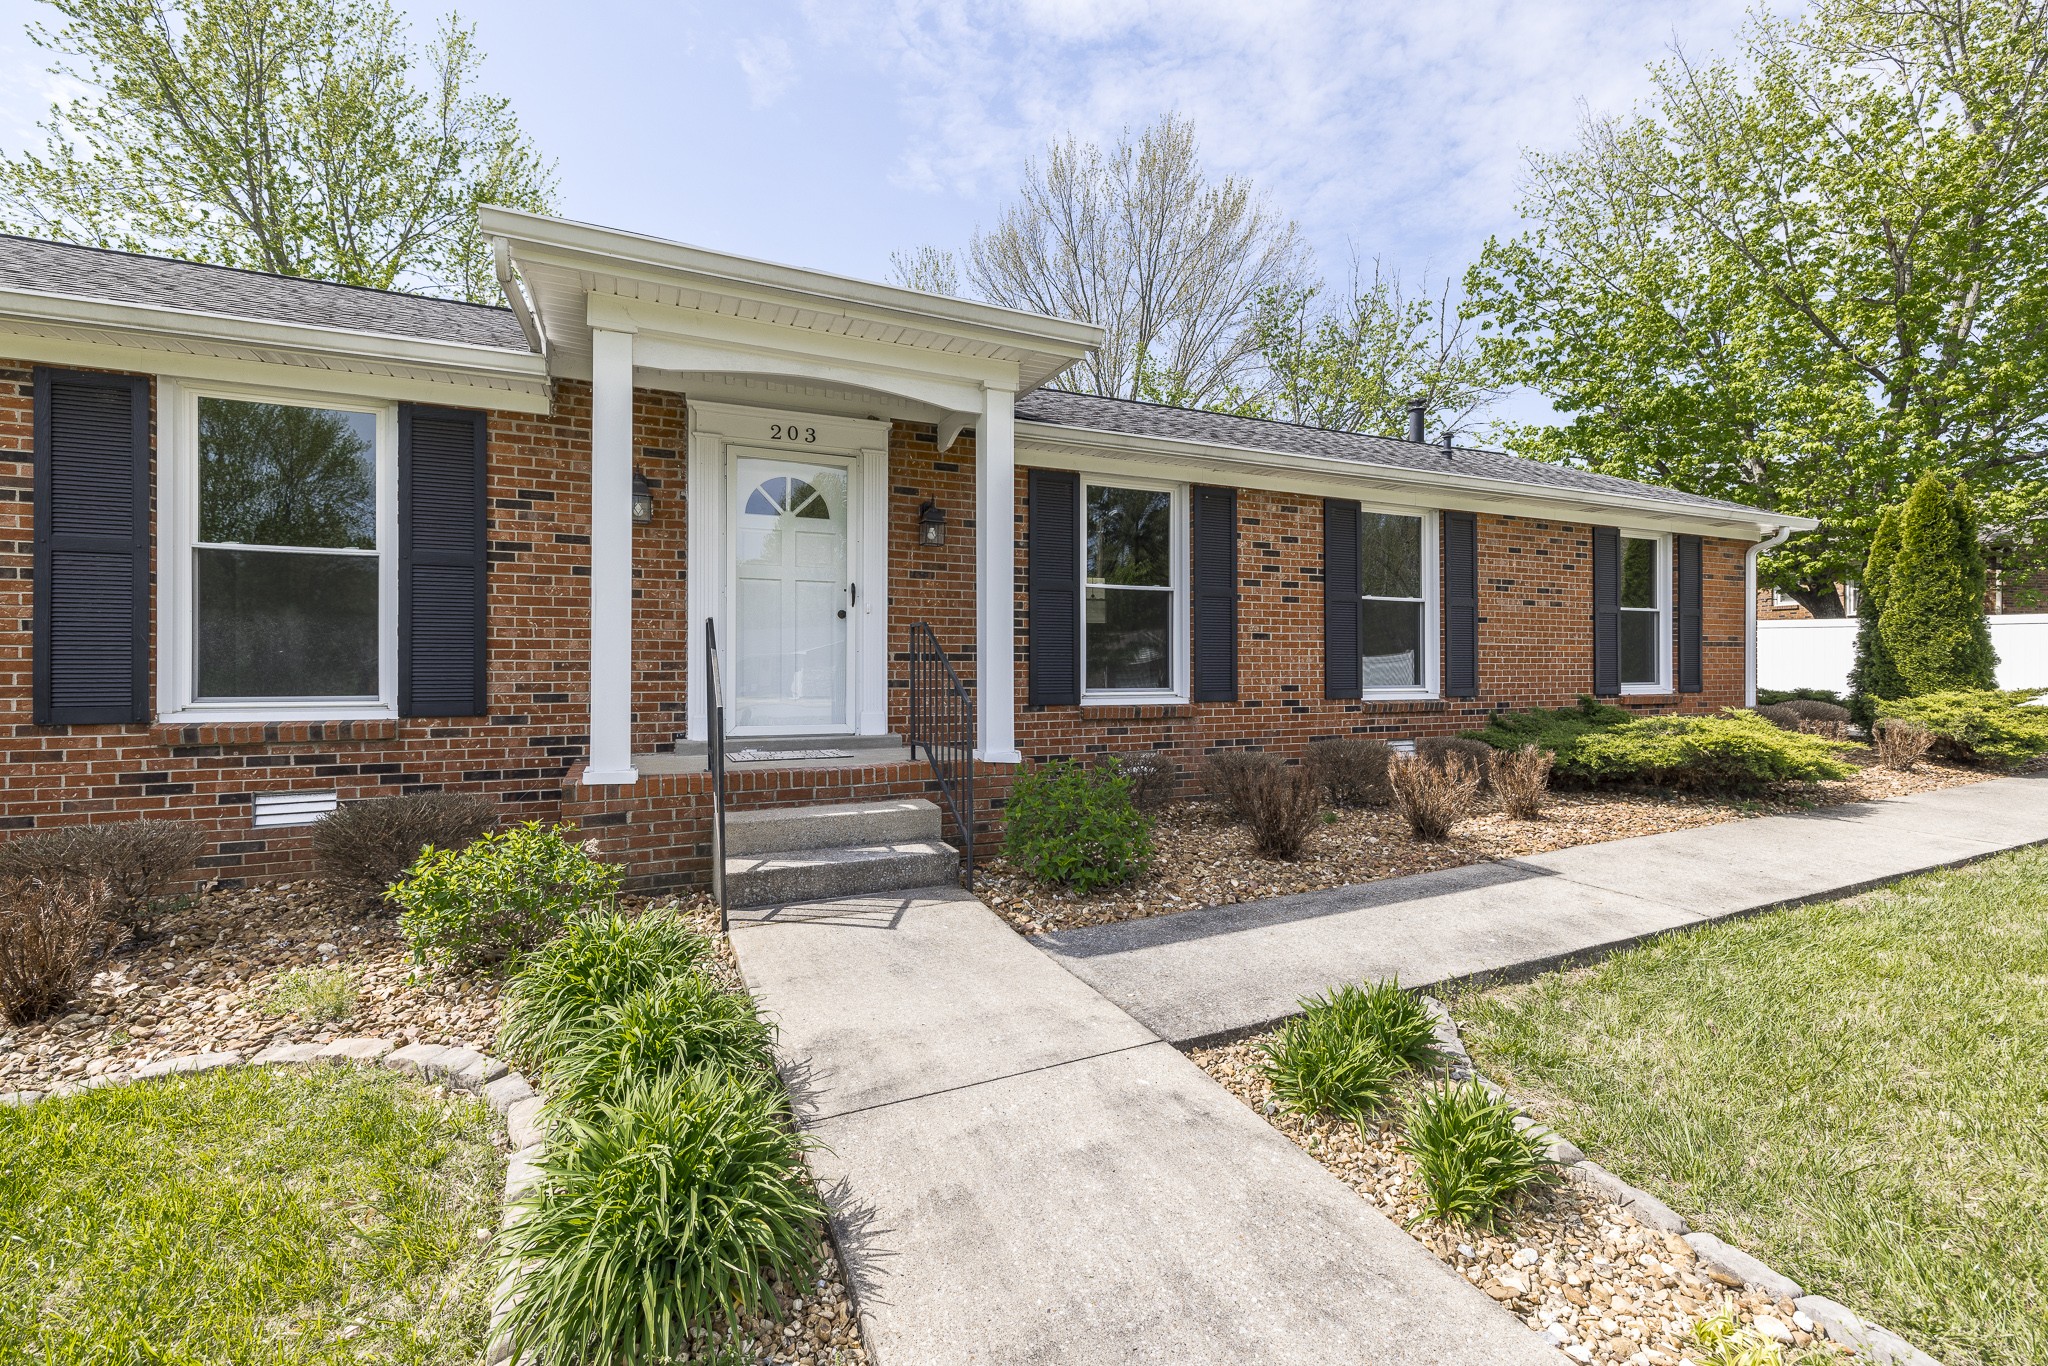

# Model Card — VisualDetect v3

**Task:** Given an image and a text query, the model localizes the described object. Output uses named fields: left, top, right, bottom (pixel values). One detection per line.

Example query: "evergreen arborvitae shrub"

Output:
left=1849, top=504, right=1907, bottom=730
left=1880, top=473, right=1998, bottom=695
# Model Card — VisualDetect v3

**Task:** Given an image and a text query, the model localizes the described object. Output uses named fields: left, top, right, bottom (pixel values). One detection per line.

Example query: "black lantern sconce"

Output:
left=631, top=469, right=655, bottom=525
left=918, top=499, right=947, bottom=547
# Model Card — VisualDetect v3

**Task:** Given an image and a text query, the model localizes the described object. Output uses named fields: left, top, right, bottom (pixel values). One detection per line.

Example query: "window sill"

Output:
left=1360, top=688, right=1439, bottom=702
left=151, top=714, right=401, bottom=747
left=1080, top=691, right=1188, bottom=708
left=1619, top=685, right=1673, bottom=698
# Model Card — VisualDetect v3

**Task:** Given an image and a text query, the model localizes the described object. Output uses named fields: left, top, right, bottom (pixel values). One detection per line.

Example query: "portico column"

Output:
left=976, top=383, right=1022, bottom=763
left=584, top=326, right=638, bottom=785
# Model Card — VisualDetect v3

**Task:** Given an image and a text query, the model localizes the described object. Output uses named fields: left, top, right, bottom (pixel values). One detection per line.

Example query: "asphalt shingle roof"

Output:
left=1015, top=388, right=1777, bottom=520
left=0, top=234, right=531, bottom=351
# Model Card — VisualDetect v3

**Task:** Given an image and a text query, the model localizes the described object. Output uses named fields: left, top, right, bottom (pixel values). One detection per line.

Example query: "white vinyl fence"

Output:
left=1757, top=614, right=2048, bottom=696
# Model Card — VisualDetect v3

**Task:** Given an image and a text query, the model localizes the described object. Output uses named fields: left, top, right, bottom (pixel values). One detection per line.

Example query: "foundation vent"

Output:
left=251, top=790, right=340, bottom=828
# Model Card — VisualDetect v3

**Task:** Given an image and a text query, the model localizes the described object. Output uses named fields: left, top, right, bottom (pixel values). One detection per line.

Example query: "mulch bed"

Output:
left=982, top=752, right=1997, bottom=935
left=1192, top=1040, right=1849, bottom=1365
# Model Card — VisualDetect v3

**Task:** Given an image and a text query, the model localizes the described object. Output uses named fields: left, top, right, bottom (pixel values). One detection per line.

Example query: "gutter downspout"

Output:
left=494, top=238, right=545, bottom=355
left=1744, top=525, right=1795, bottom=706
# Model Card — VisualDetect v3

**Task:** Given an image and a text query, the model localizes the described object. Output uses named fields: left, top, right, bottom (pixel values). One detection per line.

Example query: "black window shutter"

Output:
left=1677, top=533, right=1703, bottom=694
left=1442, top=510, right=1479, bottom=699
left=1026, top=468, right=1080, bottom=706
left=399, top=405, right=488, bottom=717
left=1323, top=498, right=1361, bottom=699
left=33, top=369, right=150, bottom=725
left=1190, top=485, right=1238, bottom=703
left=1591, top=524, right=1621, bottom=696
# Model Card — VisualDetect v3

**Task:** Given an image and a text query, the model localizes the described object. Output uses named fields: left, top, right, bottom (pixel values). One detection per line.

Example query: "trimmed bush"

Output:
left=0, top=820, right=201, bottom=940
left=497, top=904, right=711, bottom=1070
left=1756, top=687, right=1846, bottom=707
left=1573, top=711, right=1855, bottom=790
left=1240, top=762, right=1321, bottom=860
left=392, top=822, right=621, bottom=969
left=1390, top=754, right=1480, bottom=840
left=1757, top=698, right=1850, bottom=731
left=1102, top=750, right=1179, bottom=812
left=1873, top=718, right=1934, bottom=771
left=1204, top=749, right=1278, bottom=821
left=1468, top=697, right=1634, bottom=782
left=499, top=1068, right=825, bottom=1362
left=1875, top=689, right=2048, bottom=768
left=1399, top=1080, right=1560, bottom=1229
left=1003, top=759, right=1151, bottom=891
left=312, top=792, right=498, bottom=903
left=1303, top=738, right=1395, bottom=807
left=1489, top=745, right=1554, bottom=820
left=0, top=875, right=107, bottom=1024
left=1417, top=736, right=1495, bottom=789
left=1881, top=474, right=1998, bottom=695
left=1260, top=1012, right=1400, bottom=1126
left=545, top=975, right=775, bottom=1111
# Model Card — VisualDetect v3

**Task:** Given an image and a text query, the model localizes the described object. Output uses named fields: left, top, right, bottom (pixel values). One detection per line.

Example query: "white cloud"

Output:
left=735, top=34, right=798, bottom=108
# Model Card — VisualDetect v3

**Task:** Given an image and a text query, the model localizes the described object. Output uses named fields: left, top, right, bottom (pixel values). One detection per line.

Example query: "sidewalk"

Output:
left=728, top=886, right=1564, bottom=1366
left=1035, top=774, right=2048, bottom=1045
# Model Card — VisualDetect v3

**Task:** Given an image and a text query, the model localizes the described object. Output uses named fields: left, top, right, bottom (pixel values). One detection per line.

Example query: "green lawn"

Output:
left=0, top=1064, right=504, bottom=1364
left=1455, top=848, right=2048, bottom=1366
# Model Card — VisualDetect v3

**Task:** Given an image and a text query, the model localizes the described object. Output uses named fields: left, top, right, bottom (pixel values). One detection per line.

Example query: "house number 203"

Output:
left=769, top=422, right=818, bottom=443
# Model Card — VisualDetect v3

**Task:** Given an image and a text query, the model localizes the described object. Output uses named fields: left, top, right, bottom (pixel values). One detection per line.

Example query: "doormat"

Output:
left=725, top=748, right=855, bottom=762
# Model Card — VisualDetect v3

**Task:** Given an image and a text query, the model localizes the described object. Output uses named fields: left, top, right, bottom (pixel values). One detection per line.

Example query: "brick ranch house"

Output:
left=0, top=210, right=1815, bottom=894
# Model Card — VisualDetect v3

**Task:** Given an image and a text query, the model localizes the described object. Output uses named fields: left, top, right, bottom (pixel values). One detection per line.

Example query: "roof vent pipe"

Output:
left=1407, top=397, right=1426, bottom=443
left=1441, top=429, right=1455, bottom=454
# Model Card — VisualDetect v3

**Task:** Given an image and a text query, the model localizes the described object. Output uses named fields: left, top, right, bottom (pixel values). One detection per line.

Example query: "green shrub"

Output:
left=1572, top=711, right=1855, bottom=790
left=1003, top=759, right=1151, bottom=891
left=545, top=975, right=774, bottom=1112
left=499, top=1068, right=824, bottom=1362
left=1875, top=689, right=2048, bottom=768
left=312, top=792, right=498, bottom=904
left=1881, top=474, right=1998, bottom=695
left=496, top=904, right=711, bottom=1070
left=1303, top=738, right=1395, bottom=807
left=1849, top=504, right=1908, bottom=730
left=1308, top=980, right=1444, bottom=1072
left=391, top=822, right=620, bottom=970
left=1399, top=1080, right=1559, bottom=1229
left=1468, top=697, right=1633, bottom=782
left=1260, top=1011, right=1400, bottom=1126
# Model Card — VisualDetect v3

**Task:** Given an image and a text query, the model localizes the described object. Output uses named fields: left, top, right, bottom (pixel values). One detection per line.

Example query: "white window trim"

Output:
left=1080, top=475, right=1188, bottom=706
left=156, top=378, right=400, bottom=723
left=1619, top=530, right=1672, bottom=695
left=1359, top=502, right=1440, bottom=701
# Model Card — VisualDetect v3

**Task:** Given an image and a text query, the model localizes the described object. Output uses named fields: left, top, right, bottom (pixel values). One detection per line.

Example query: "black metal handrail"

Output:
left=706, top=617, right=729, bottom=928
left=908, top=622, right=976, bottom=891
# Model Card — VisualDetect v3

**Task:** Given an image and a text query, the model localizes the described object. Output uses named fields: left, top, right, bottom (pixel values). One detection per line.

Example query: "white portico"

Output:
left=483, top=209, right=1100, bottom=786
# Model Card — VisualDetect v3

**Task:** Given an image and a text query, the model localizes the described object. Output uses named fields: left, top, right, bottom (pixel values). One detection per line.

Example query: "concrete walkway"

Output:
left=729, top=887, right=1564, bottom=1365
left=1037, top=774, right=2048, bottom=1045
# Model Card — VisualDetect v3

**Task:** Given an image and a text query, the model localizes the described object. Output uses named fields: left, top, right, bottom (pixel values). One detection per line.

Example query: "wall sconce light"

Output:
left=631, top=469, right=655, bottom=525
left=918, top=499, right=947, bottom=547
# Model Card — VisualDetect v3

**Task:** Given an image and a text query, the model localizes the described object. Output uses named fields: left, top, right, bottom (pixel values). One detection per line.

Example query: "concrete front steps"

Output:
left=724, top=797, right=959, bottom=908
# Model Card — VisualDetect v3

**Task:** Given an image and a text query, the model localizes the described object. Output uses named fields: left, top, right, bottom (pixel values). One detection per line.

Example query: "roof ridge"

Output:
left=1022, top=385, right=1524, bottom=459
left=0, top=233, right=514, bottom=317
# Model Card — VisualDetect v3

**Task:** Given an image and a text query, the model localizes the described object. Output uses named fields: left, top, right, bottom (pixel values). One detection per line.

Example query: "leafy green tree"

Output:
left=0, top=0, right=556, bottom=301
left=1848, top=504, right=1906, bottom=727
left=1466, top=0, right=2048, bottom=617
left=1882, top=474, right=1998, bottom=693
left=1241, top=261, right=1500, bottom=439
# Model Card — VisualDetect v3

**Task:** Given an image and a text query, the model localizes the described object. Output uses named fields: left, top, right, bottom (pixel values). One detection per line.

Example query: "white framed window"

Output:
left=1770, top=586, right=1797, bottom=608
left=1359, top=505, right=1439, bottom=699
left=1619, top=531, right=1670, bottom=693
left=158, top=380, right=399, bottom=722
left=1081, top=477, right=1186, bottom=704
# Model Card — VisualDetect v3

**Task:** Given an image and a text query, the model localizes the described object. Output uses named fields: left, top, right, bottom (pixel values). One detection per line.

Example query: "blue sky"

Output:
left=0, top=0, right=1771, bottom=424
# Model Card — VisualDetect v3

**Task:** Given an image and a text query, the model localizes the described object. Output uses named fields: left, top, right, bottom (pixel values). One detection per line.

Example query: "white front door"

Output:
left=729, top=453, right=853, bottom=733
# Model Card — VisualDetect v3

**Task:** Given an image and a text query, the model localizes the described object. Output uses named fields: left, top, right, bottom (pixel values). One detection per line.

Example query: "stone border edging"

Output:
left=1421, top=997, right=1939, bottom=1366
left=1, top=1036, right=545, bottom=1366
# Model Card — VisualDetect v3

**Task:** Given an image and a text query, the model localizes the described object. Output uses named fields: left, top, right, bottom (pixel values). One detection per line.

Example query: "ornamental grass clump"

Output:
left=392, top=822, right=620, bottom=970
left=1309, top=980, right=1444, bottom=1072
left=1240, top=762, right=1321, bottom=860
left=0, top=875, right=107, bottom=1024
left=496, top=904, right=711, bottom=1070
left=1872, top=718, right=1935, bottom=771
left=1390, top=753, right=1481, bottom=840
left=498, top=1068, right=825, bottom=1363
left=1488, top=745, right=1554, bottom=820
left=1003, top=758, right=1151, bottom=891
left=544, top=974, right=774, bottom=1112
left=1261, top=980, right=1442, bottom=1123
left=1399, top=1080, right=1560, bottom=1229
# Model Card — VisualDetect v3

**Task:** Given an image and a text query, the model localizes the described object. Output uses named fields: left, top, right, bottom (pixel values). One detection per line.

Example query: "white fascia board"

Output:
left=0, top=287, right=552, bottom=412
left=484, top=206, right=1100, bottom=360
left=1016, top=421, right=1819, bottom=539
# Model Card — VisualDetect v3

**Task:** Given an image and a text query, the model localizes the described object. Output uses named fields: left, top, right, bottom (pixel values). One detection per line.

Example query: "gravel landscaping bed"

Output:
left=1190, top=1040, right=1850, bottom=1365
left=985, top=753, right=1994, bottom=935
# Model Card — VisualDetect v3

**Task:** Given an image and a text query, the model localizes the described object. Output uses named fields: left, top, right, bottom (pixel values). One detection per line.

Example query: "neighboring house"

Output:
left=0, top=211, right=1814, bottom=892
left=1759, top=569, right=2047, bottom=620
